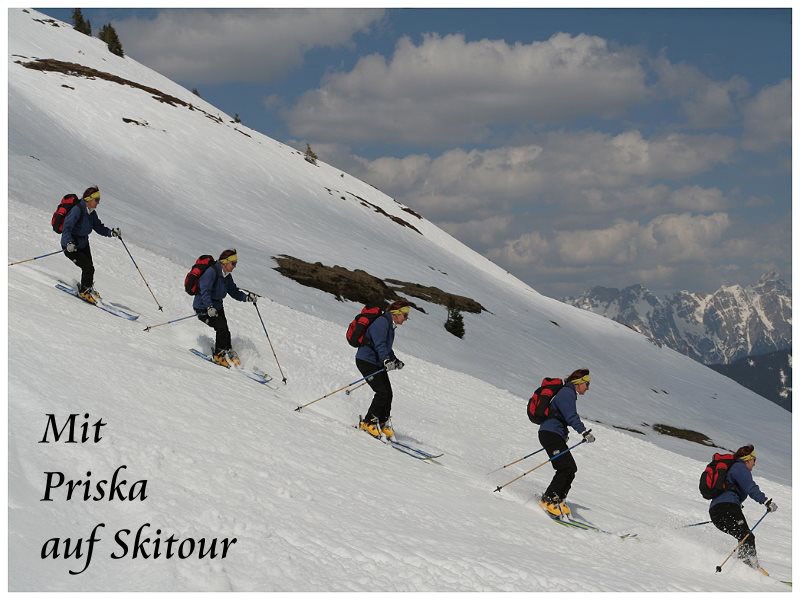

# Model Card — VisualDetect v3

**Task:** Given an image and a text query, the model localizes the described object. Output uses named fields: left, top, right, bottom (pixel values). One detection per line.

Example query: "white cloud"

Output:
left=668, top=186, right=726, bottom=211
left=742, top=79, right=791, bottom=151
left=652, top=54, right=748, bottom=128
left=114, top=9, right=384, bottom=84
left=487, top=231, right=550, bottom=267
left=287, top=32, right=649, bottom=143
left=439, top=216, right=513, bottom=248
left=639, top=212, right=730, bottom=263
left=488, top=212, right=731, bottom=271
left=350, top=132, right=735, bottom=221
left=553, top=220, right=642, bottom=265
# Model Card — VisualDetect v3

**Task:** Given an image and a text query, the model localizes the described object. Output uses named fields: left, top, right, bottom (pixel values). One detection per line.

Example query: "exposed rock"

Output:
left=273, top=255, right=486, bottom=315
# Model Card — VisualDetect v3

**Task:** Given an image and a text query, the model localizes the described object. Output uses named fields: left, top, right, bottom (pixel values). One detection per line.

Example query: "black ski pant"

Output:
left=196, top=307, right=232, bottom=354
left=539, top=430, right=578, bottom=502
left=64, top=245, right=95, bottom=292
left=709, top=502, right=758, bottom=563
left=356, top=358, right=393, bottom=424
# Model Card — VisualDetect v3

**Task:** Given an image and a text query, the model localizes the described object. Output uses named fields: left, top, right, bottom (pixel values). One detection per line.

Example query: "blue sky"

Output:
left=37, top=7, right=792, bottom=297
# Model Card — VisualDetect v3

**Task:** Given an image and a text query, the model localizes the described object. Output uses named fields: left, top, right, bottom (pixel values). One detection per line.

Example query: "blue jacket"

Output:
left=709, top=460, right=768, bottom=509
left=192, top=262, right=246, bottom=311
left=60, top=203, right=112, bottom=249
left=538, top=383, right=588, bottom=439
left=355, top=312, right=398, bottom=366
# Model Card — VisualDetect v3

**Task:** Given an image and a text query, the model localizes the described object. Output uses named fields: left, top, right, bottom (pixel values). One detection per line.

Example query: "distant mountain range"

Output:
left=563, top=272, right=792, bottom=409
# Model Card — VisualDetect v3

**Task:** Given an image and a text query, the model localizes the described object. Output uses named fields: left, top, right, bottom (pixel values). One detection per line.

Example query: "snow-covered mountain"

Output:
left=8, top=10, right=792, bottom=592
left=563, top=272, right=792, bottom=365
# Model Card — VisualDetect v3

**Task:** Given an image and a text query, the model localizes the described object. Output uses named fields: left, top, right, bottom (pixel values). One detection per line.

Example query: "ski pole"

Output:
left=493, top=437, right=588, bottom=493
left=116, top=235, right=163, bottom=311
left=715, top=505, right=771, bottom=572
left=682, top=520, right=712, bottom=528
left=345, top=380, right=369, bottom=395
left=487, top=447, right=548, bottom=475
left=8, top=249, right=62, bottom=266
left=252, top=299, right=287, bottom=384
left=143, top=313, right=196, bottom=332
left=296, top=368, right=386, bottom=412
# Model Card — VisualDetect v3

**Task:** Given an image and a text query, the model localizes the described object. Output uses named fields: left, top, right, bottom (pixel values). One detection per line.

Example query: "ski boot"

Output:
left=358, top=417, right=381, bottom=438
left=78, top=287, right=101, bottom=305
left=226, top=350, right=241, bottom=367
left=538, top=496, right=564, bottom=517
left=379, top=420, right=394, bottom=439
left=211, top=350, right=231, bottom=368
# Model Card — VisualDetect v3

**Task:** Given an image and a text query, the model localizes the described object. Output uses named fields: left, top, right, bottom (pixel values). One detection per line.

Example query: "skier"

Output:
left=355, top=298, right=410, bottom=439
left=709, top=445, right=777, bottom=572
left=537, top=368, right=595, bottom=517
left=60, top=186, right=121, bottom=304
left=193, top=249, right=257, bottom=367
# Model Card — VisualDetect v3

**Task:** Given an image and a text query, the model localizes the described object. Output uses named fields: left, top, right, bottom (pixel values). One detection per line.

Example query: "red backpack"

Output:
left=346, top=306, right=383, bottom=347
left=699, top=453, right=736, bottom=499
left=184, top=255, right=216, bottom=295
left=51, top=194, right=80, bottom=233
left=527, top=377, right=565, bottom=424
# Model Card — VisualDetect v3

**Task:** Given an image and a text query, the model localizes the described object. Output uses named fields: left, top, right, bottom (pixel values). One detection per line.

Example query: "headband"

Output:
left=390, top=306, right=410, bottom=315
left=570, top=374, right=591, bottom=385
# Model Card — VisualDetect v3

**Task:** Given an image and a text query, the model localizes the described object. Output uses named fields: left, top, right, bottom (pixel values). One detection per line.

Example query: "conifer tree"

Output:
left=444, top=305, right=465, bottom=339
left=304, top=143, right=318, bottom=165
left=99, top=23, right=124, bottom=57
left=71, top=8, right=91, bottom=35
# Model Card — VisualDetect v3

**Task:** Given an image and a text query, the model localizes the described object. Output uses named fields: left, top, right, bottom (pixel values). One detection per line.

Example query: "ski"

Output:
left=546, top=513, right=637, bottom=539
left=189, top=348, right=273, bottom=386
left=761, top=571, right=791, bottom=586
left=389, top=438, right=444, bottom=460
left=354, top=418, right=443, bottom=462
left=562, top=515, right=638, bottom=539
left=55, top=281, right=139, bottom=320
left=535, top=495, right=637, bottom=539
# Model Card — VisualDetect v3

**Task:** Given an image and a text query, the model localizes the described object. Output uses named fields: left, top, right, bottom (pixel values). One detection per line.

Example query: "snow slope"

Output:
left=8, top=9, right=792, bottom=591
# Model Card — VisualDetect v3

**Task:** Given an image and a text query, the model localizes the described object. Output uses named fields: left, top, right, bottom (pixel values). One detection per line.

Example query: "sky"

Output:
left=35, top=6, right=793, bottom=298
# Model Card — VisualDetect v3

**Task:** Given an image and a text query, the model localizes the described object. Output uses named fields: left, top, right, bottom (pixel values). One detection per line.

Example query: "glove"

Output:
left=111, top=227, right=121, bottom=238
left=65, top=242, right=77, bottom=253
left=206, top=307, right=218, bottom=318
left=245, top=292, right=258, bottom=303
left=383, top=359, right=397, bottom=372
left=394, top=359, right=405, bottom=370
left=582, top=431, right=596, bottom=443
left=766, top=499, right=778, bottom=513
